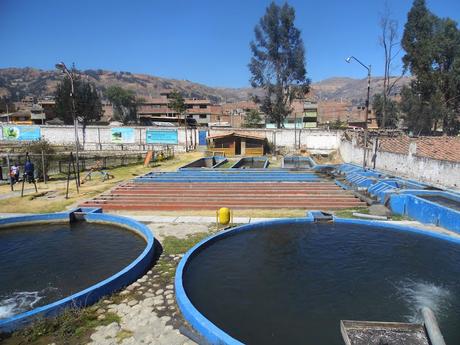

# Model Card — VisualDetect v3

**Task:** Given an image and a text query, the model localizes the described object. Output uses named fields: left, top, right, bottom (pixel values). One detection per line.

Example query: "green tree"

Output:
left=168, top=89, right=186, bottom=124
left=249, top=2, right=310, bottom=128
left=54, top=70, right=102, bottom=125
left=0, top=96, right=14, bottom=113
left=372, top=93, right=399, bottom=128
left=243, top=109, right=262, bottom=128
left=106, top=86, right=138, bottom=124
left=401, top=0, right=460, bottom=135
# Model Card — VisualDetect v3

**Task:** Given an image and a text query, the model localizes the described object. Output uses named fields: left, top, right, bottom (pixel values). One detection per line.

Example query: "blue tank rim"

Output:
left=0, top=207, right=155, bottom=333
left=174, top=211, right=460, bottom=345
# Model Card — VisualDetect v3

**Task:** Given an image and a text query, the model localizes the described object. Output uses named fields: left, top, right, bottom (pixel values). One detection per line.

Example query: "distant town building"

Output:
left=317, top=100, right=378, bottom=128
left=265, top=98, right=318, bottom=129
left=137, top=90, right=211, bottom=126
left=221, top=101, right=263, bottom=128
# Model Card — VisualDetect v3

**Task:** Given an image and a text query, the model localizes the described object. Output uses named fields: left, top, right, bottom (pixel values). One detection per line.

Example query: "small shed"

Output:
left=207, top=132, right=267, bottom=156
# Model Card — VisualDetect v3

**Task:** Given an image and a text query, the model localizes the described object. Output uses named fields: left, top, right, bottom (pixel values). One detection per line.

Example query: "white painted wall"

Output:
left=1, top=125, right=342, bottom=153
left=208, top=127, right=341, bottom=153
left=339, top=139, right=460, bottom=190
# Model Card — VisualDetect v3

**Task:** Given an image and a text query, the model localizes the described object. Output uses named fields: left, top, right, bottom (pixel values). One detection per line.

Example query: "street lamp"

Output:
left=55, top=62, right=80, bottom=185
left=346, top=56, right=371, bottom=169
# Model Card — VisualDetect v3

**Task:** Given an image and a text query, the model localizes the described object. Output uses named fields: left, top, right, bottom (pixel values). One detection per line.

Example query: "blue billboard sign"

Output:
left=146, top=129, right=178, bottom=144
left=2, top=125, right=41, bottom=141
left=111, top=127, right=135, bottom=143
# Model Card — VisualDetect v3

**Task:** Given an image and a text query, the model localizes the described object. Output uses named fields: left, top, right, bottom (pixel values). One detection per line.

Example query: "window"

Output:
left=200, top=104, right=207, bottom=109
left=199, top=114, right=207, bottom=119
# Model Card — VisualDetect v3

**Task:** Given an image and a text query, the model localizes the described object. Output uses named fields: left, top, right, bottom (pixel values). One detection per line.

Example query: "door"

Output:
left=235, top=138, right=241, bottom=155
left=199, top=130, right=207, bottom=146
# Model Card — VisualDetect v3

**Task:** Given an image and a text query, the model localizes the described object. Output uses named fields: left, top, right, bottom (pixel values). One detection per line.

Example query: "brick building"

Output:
left=137, top=90, right=211, bottom=126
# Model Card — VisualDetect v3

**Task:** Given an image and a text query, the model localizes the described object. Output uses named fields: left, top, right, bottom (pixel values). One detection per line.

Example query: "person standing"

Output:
left=10, top=163, right=19, bottom=184
left=24, top=160, right=35, bottom=183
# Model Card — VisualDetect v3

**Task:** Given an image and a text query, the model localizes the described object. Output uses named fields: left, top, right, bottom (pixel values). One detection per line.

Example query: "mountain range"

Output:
left=0, top=67, right=411, bottom=104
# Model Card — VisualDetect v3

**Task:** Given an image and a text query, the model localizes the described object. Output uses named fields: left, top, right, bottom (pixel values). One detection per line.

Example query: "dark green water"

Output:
left=419, top=194, right=460, bottom=212
left=183, top=222, right=460, bottom=345
left=0, top=222, right=145, bottom=319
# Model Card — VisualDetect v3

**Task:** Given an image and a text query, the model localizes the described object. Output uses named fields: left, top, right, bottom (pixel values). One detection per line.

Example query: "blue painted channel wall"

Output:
left=389, top=191, right=460, bottom=233
left=335, top=163, right=460, bottom=234
left=175, top=212, right=460, bottom=345
left=0, top=208, right=155, bottom=332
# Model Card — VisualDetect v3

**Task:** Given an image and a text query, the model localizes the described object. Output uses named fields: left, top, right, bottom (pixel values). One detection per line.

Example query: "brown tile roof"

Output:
left=378, top=136, right=460, bottom=162
left=208, top=131, right=266, bottom=141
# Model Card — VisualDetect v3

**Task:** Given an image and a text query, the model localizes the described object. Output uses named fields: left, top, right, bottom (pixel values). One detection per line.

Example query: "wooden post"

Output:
left=97, top=127, right=102, bottom=150
left=71, top=152, right=79, bottom=194
left=41, top=150, right=47, bottom=184
left=21, top=169, right=26, bottom=197
left=65, top=152, right=72, bottom=199
left=6, top=153, right=13, bottom=191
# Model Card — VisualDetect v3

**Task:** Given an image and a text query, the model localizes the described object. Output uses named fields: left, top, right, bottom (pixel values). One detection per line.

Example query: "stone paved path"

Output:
left=87, top=254, right=196, bottom=345
left=86, top=222, right=212, bottom=345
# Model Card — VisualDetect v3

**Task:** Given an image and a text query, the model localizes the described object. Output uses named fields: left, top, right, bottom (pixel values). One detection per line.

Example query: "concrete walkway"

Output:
left=0, top=213, right=282, bottom=224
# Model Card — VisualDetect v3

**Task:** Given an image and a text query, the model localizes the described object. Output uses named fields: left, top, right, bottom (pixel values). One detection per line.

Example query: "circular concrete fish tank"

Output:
left=0, top=209, right=154, bottom=332
left=176, top=216, right=460, bottom=345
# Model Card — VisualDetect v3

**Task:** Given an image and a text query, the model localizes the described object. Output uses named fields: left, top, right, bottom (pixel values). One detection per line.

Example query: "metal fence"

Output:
left=0, top=147, right=174, bottom=181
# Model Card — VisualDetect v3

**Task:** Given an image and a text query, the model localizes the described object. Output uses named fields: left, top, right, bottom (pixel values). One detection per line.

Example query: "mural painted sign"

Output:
left=146, top=129, right=178, bottom=144
left=111, top=127, right=135, bottom=143
left=1, top=126, right=41, bottom=141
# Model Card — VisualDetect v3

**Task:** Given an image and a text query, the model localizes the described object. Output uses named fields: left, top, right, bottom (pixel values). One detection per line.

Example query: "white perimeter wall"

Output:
left=1, top=125, right=342, bottom=153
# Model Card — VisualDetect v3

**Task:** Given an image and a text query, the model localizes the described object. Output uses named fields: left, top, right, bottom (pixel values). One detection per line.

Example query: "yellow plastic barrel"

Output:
left=218, top=207, right=231, bottom=225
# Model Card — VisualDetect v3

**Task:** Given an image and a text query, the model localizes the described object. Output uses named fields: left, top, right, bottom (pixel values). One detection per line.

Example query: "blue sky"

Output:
left=0, top=0, right=459, bottom=87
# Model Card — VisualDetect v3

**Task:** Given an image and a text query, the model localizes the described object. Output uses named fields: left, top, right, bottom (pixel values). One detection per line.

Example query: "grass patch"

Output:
left=116, top=329, right=133, bottom=343
left=162, top=232, right=211, bottom=255
left=8, top=306, right=120, bottom=345
left=333, top=207, right=370, bottom=218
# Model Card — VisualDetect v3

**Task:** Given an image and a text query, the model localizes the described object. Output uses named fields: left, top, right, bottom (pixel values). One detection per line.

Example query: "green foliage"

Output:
left=54, top=68, right=102, bottom=125
left=168, top=89, right=186, bottom=115
left=243, top=109, right=262, bottom=128
left=162, top=232, right=211, bottom=255
left=14, top=306, right=120, bottom=344
left=106, top=86, right=138, bottom=124
left=249, top=2, right=310, bottom=128
left=372, top=93, right=399, bottom=128
left=0, top=95, right=14, bottom=113
left=328, top=119, right=347, bottom=130
left=401, top=0, right=460, bottom=135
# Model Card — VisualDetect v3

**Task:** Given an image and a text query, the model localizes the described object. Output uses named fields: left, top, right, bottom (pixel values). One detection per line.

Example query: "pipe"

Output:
left=352, top=213, right=387, bottom=220
left=422, top=307, right=446, bottom=345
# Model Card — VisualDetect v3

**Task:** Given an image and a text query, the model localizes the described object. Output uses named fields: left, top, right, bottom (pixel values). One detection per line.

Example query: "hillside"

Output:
left=0, top=67, right=411, bottom=104
left=312, top=76, right=411, bottom=103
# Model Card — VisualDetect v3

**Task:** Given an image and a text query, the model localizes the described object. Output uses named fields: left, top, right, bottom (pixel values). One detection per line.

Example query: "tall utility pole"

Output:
left=346, top=56, right=371, bottom=169
left=55, top=62, right=81, bottom=185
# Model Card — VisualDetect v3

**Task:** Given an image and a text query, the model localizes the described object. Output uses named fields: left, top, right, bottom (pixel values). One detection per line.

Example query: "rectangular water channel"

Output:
left=418, top=194, right=460, bottom=212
